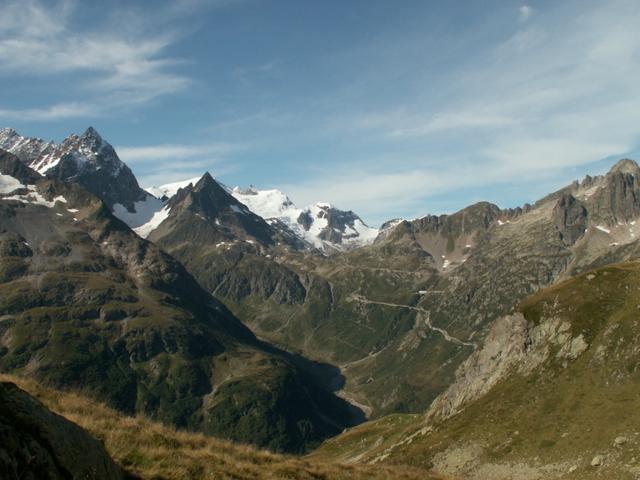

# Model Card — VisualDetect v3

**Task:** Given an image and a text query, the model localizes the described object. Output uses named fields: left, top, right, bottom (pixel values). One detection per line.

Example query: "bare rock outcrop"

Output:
left=0, top=381, right=124, bottom=480
left=426, top=312, right=589, bottom=422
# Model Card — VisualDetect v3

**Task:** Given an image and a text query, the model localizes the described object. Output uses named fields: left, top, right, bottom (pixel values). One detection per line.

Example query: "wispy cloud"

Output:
left=0, top=102, right=94, bottom=121
left=232, top=60, right=283, bottom=86
left=389, top=111, right=519, bottom=137
left=117, top=142, right=244, bottom=163
left=275, top=0, right=640, bottom=222
left=137, top=162, right=238, bottom=189
left=117, top=141, right=245, bottom=188
left=0, top=0, right=195, bottom=118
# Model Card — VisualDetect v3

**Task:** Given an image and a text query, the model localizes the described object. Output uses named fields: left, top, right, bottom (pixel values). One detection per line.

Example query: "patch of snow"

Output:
left=344, top=218, right=379, bottom=246
left=595, top=225, right=611, bottom=234
left=133, top=205, right=171, bottom=238
left=231, top=187, right=296, bottom=218
left=144, top=177, right=201, bottom=199
left=0, top=173, right=25, bottom=194
left=442, top=259, right=451, bottom=269
left=113, top=194, right=164, bottom=229
left=4, top=186, right=67, bottom=208
left=230, top=204, right=246, bottom=215
left=380, top=218, right=404, bottom=232
left=67, top=208, right=79, bottom=213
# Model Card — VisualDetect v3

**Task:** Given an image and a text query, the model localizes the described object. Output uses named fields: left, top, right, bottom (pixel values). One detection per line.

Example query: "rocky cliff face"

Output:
left=552, top=193, right=588, bottom=246
left=425, top=309, right=589, bottom=422
left=587, top=159, right=640, bottom=224
left=0, top=381, right=124, bottom=480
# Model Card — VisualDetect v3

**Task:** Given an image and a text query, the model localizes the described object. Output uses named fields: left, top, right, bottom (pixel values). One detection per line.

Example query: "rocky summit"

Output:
left=0, top=127, right=162, bottom=232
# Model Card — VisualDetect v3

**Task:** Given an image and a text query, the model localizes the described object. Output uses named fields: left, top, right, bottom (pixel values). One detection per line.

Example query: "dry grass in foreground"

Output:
left=1, top=374, right=444, bottom=480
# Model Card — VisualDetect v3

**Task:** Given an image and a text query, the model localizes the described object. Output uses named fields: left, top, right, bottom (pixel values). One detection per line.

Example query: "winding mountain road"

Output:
left=349, top=293, right=477, bottom=348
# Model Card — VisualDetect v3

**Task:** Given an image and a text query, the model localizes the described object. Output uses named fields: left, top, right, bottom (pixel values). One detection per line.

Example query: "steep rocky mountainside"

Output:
left=0, top=127, right=162, bottom=230
left=0, top=150, right=358, bottom=453
left=148, top=173, right=301, bottom=248
left=144, top=173, right=315, bottom=308
left=0, top=380, right=124, bottom=480
left=313, top=259, right=640, bottom=479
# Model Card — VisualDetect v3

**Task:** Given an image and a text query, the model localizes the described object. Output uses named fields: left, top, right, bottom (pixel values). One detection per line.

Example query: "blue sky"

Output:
left=2, top=0, right=640, bottom=225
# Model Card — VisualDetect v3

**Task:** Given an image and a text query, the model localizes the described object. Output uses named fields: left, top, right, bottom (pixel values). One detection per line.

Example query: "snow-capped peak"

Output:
left=141, top=176, right=378, bottom=251
left=145, top=177, right=202, bottom=200
left=231, top=186, right=295, bottom=219
left=0, top=128, right=56, bottom=173
left=231, top=184, right=378, bottom=251
left=0, top=126, right=121, bottom=176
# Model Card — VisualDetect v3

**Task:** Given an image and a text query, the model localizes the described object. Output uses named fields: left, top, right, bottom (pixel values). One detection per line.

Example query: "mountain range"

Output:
left=0, top=145, right=359, bottom=454
left=3, top=126, right=640, bottom=478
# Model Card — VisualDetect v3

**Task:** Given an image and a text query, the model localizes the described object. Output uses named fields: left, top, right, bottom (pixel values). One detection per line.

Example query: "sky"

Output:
left=2, top=0, right=640, bottom=226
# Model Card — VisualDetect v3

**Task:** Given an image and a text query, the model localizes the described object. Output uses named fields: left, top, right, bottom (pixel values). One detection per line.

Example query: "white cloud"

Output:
left=0, top=0, right=191, bottom=111
left=519, top=5, right=533, bottom=21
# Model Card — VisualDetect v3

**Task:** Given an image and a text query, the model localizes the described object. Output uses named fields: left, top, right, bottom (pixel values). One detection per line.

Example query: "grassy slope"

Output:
left=0, top=374, right=444, bottom=480
left=312, top=261, right=640, bottom=479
